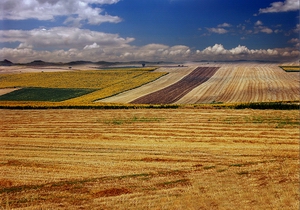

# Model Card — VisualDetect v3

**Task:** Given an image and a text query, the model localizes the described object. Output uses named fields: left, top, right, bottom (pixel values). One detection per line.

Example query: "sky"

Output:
left=0, top=0, right=299, bottom=63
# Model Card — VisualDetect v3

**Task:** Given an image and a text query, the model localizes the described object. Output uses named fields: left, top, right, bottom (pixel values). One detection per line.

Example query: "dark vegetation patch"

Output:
left=233, top=102, right=300, bottom=110
left=0, top=88, right=95, bottom=102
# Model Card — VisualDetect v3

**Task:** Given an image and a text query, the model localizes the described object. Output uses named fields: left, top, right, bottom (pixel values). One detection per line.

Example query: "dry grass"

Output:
left=0, top=108, right=299, bottom=209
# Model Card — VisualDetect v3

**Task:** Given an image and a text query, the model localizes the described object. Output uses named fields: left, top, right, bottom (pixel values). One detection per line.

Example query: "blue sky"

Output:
left=0, top=0, right=299, bottom=63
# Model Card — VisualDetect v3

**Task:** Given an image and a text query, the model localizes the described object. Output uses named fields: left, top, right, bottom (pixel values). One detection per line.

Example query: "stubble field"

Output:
left=101, top=63, right=299, bottom=104
left=0, top=108, right=299, bottom=209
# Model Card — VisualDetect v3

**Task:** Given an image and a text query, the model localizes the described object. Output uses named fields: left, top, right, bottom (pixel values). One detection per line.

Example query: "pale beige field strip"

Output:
left=99, top=66, right=197, bottom=103
left=177, top=63, right=299, bottom=104
left=0, top=88, right=20, bottom=96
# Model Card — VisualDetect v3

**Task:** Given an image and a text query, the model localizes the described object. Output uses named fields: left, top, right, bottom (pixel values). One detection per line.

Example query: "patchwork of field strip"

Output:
left=0, top=64, right=298, bottom=104
left=0, top=68, right=166, bottom=102
left=131, top=67, right=219, bottom=104
left=98, top=66, right=197, bottom=103
left=0, top=108, right=298, bottom=209
left=101, top=64, right=299, bottom=104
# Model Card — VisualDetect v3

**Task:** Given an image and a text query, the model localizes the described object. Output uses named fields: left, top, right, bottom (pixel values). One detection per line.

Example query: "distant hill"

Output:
left=0, top=59, right=14, bottom=66
left=27, top=60, right=59, bottom=66
left=0, top=59, right=173, bottom=67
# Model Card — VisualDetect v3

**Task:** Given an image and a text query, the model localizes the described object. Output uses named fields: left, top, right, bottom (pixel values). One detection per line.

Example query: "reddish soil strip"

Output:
left=130, top=67, right=219, bottom=104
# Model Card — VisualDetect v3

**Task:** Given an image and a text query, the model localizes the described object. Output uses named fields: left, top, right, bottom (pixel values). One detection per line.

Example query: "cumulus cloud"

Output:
left=217, top=23, right=232, bottom=28
left=294, top=24, right=300, bottom=33
left=0, top=0, right=121, bottom=25
left=254, top=20, right=263, bottom=26
left=197, top=44, right=296, bottom=61
left=253, top=21, right=273, bottom=34
left=288, top=38, right=300, bottom=47
left=0, top=21, right=297, bottom=63
left=206, top=27, right=228, bottom=34
left=259, top=27, right=273, bottom=34
left=259, top=0, right=300, bottom=13
left=0, top=27, right=135, bottom=50
left=0, top=37, right=298, bottom=63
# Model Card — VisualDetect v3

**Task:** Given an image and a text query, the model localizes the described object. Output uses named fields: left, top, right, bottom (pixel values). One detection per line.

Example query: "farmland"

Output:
left=0, top=63, right=299, bottom=209
left=0, top=63, right=298, bottom=105
left=100, top=63, right=299, bottom=104
left=0, top=67, right=166, bottom=103
left=0, top=108, right=299, bottom=209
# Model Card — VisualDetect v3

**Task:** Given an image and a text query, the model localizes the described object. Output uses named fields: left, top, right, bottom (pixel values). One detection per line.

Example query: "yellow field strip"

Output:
left=280, top=66, right=300, bottom=72
left=0, top=68, right=157, bottom=89
left=65, top=71, right=167, bottom=103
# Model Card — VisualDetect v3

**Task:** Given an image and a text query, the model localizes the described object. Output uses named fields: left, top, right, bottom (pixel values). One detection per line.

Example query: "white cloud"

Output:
left=0, top=34, right=298, bottom=63
left=196, top=44, right=296, bottom=61
left=294, top=24, right=300, bottom=33
left=1, top=44, right=298, bottom=63
left=206, top=28, right=228, bottom=34
left=253, top=24, right=273, bottom=34
left=260, top=27, right=273, bottom=34
left=288, top=38, right=300, bottom=47
left=254, top=20, right=263, bottom=26
left=0, top=27, right=134, bottom=49
left=259, top=0, right=300, bottom=13
left=217, top=23, right=232, bottom=28
left=83, top=43, right=100, bottom=50
left=202, top=44, right=227, bottom=55
left=0, top=0, right=121, bottom=25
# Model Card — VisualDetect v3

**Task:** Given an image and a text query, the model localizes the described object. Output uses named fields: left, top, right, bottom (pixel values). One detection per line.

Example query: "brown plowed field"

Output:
left=98, top=66, right=197, bottom=103
left=131, top=67, right=219, bottom=104
left=0, top=109, right=298, bottom=209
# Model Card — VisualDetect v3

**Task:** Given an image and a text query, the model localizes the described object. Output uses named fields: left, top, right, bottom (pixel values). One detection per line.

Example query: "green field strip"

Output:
left=0, top=88, right=96, bottom=102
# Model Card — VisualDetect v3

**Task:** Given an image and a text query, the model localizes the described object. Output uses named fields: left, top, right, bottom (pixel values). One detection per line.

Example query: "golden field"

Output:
left=0, top=68, right=158, bottom=89
left=0, top=67, right=166, bottom=103
left=0, top=108, right=299, bottom=209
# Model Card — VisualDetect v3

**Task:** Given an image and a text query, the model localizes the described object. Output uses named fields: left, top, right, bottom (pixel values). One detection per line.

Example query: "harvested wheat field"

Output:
left=0, top=108, right=299, bottom=209
left=100, top=63, right=299, bottom=104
